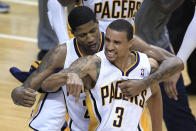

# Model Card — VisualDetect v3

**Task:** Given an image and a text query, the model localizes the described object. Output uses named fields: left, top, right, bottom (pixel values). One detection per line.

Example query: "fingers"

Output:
left=20, top=89, right=36, bottom=107
left=22, top=99, right=35, bottom=107
left=164, top=84, right=170, bottom=98
left=118, top=81, right=131, bottom=95
left=23, top=95, right=36, bottom=102
left=72, top=83, right=83, bottom=104
left=16, top=96, right=36, bottom=107
left=26, top=88, right=36, bottom=93
left=169, top=83, right=178, bottom=101
left=119, top=79, right=146, bottom=97
left=120, top=88, right=132, bottom=97
left=164, top=82, right=173, bottom=99
left=12, top=87, right=37, bottom=107
left=119, top=85, right=139, bottom=97
left=75, top=86, right=82, bottom=104
left=172, top=83, right=178, bottom=97
left=118, top=81, right=127, bottom=89
left=120, top=86, right=127, bottom=92
left=164, top=82, right=178, bottom=100
left=24, top=88, right=37, bottom=98
left=66, top=75, right=83, bottom=103
left=66, top=78, right=74, bottom=94
left=22, top=103, right=34, bottom=107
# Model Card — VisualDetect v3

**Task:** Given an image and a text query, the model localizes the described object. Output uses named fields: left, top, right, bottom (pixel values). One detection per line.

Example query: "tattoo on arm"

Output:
left=132, top=37, right=184, bottom=86
left=62, top=56, right=89, bottom=76
left=62, top=55, right=101, bottom=82
left=23, top=44, right=66, bottom=90
left=146, top=59, right=183, bottom=86
left=95, top=60, right=101, bottom=81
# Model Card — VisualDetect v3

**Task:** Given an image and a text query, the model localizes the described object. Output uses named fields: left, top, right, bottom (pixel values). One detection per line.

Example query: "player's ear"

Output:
left=128, top=38, right=134, bottom=48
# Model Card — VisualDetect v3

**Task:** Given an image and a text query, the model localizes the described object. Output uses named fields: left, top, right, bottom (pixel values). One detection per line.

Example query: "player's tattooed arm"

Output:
left=23, top=44, right=66, bottom=90
left=132, top=35, right=184, bottom=86
left=119, top=36, right=183, bottom=98
left=41, top=55, right=101, bottom=103
left=42, top=55, right=101, bottom=92
left=149, top=58, right=159, bottom=74
left=11, top=44, right=67, bottom=107
left=120, top=57, right=159, bottom=97
left=133, top=36, right=186, bottom=100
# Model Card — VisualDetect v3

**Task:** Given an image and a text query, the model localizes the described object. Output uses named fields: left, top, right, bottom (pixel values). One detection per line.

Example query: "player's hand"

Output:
left=163, top=72, right=180, bottom=100
left=66, top=73, right=84, bottom=104
left=119, top=79, right=148, bottom=97
left=11, top=86, right=37, bottom=107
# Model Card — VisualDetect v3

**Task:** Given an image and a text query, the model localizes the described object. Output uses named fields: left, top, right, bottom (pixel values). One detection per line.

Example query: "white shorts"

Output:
left=29, top=89, right=66, bottom=131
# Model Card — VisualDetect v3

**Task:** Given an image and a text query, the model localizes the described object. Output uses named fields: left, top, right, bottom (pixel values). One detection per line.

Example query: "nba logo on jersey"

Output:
left=141, top=68, right=145, bottom=77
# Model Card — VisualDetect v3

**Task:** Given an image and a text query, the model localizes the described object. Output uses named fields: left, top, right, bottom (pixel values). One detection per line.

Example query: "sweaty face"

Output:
left=104, top=28, right=131, bottom=63
left=74, top=20, right=100, bottom=54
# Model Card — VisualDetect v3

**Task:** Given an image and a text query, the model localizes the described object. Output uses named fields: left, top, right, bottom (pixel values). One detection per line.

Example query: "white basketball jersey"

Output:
left=81, top=0, right=143, bottom=32
left=86, top=50, right=152, bottom=131
left=62, top=32, right=104, bottom=130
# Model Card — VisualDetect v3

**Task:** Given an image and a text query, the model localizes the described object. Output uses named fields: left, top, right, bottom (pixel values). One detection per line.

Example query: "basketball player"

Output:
left=55, top=0, right=182, bottom=99
left=11, top=6, right=104, bottom=131
left=11, top=6, right=183, bottom=131
left=42, top=19, right=162, bottom=131
left=54, top=1, right=196, bottom=130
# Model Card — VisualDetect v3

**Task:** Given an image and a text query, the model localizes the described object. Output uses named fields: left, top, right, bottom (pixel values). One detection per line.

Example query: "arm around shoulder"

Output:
left=11, top=44, right=67, bottom=107
left=23, top=44, right=67, bottom=90
left=41, top=55, right=100, bottom=103
left=132, top=35, right=184, bottom=86
left=41, top=55, right=101, bottom=92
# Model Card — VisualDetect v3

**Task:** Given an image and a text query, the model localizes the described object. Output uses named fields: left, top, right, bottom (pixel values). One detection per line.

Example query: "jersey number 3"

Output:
left=113, top=107, right=124, bottom=127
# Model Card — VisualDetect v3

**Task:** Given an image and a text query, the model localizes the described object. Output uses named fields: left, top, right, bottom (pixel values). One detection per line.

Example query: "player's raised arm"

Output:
left=41, top=55, right=101, bottom=103
left=11, top=44, right=67, bottom=107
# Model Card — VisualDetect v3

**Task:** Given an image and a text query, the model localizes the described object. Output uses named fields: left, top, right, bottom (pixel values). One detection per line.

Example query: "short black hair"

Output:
left=107, top=19, right=133, bottom=41
left=68, top=6, right=97, bottom=32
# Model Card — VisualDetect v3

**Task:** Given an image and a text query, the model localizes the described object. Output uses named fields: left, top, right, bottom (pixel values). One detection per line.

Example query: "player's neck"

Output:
left=115, top=52, right=136, bottom=72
